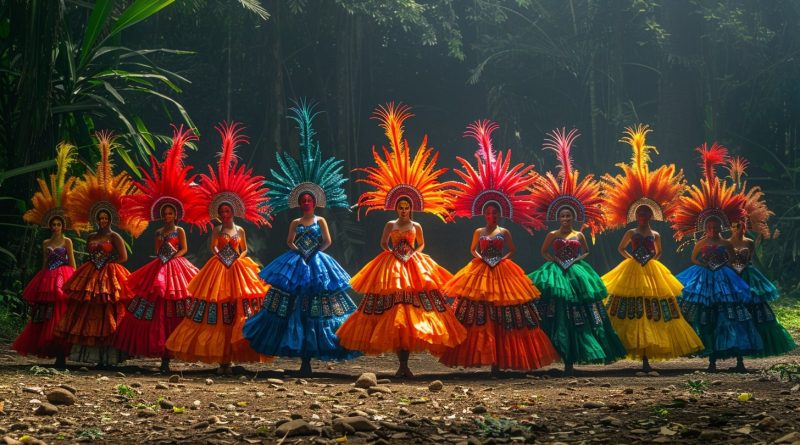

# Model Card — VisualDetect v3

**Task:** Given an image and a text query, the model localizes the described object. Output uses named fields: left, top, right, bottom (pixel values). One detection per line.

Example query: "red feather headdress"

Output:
left=194, top=122, right=271, bottom=230
left=354, top=102, right=452, bottom=221
left=602, top=124, right=686, bottom=229
left=530, top=128, right=605, bottom=238
left=671, top=142, right=746, bottom=247
left=725, top=156, right=773, bottom=239
left=68, top=131, right=148, bottom=237
left=450, top=119, right=543, bottom=233
left=121, top=125, right=204, bottom=225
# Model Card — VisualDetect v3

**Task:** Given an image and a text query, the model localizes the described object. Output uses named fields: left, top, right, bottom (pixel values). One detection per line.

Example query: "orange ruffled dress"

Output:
left=56, top=240, right=130, bottom=346
left=439, top=234, right=559, bottom=370
left=165, top=233, right=269, bottom=364
left=336, top=228, right=467, bottom=354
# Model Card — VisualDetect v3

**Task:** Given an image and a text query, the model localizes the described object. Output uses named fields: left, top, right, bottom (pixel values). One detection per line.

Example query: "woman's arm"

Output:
left=578, top=232, right=590, bottom=256
left=689, top=239, right=704, bottom=266
left=414, top=222, right=425, bottom=253
left=66, top=238, right=77, bottom=268
left=318, top=217, right=332, bottom=252
left=154, top=227, right=163, bottom=255
left=617, top=230, right=633, bottom=259
left=502, top=228, right=515, bottom=260
left=470, top=229, right=481, bottom=259
left=41, top=241, right=48, bottom=270
left=237, top=226, right=249, bottom=258
left=286, top=220, right=300, bottom=250
left=379, top=221, right=393, bottom=251
left=653, top=231, right=662, bottom=260
left=540, top=232, right=556, bottom=262
left=111, top=232, right=128, bottom=264
left=175, top=227, right=188, bottom=258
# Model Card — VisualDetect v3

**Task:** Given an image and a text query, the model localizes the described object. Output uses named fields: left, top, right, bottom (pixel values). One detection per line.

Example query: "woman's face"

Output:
left=705, top=218, right=721, bottom=237
left=97, top=211, right=110, bottom=229
left=299, top=193, right=315, bottom=213
left=484, top=204, right=499, bottom=225
left=218, top=204, right=233, bottom=223
left=49, top=217, right=63, bottom=235
left=396, top=199, right=411, bottom=219
left=731, top=220, right=745, bottom=237
left=558, top=208, right=574, bottom=228
left=635, top=206, right=653, bottom=225
left=161, top=205, right=176, bottom=224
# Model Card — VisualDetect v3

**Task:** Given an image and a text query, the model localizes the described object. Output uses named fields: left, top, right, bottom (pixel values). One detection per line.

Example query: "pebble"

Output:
left=137, top=409, right=157, bottom=418
left=698, top=429, right=725, bottom=440
left=191, top=421, right=209, bottom=429
left=22, top=387, right=43, bottom=395
left=115, top=372, right=126, bottom=377
left=191, top=400, right=201, bottom=410
left=332, top=416, right=379, bottom=433
left=168, top=375, right=180, bottom=383
left=274, top=419, right=317, bottom=437
left=756, top=415, right=779, bottom=430
left=205, top=379, right=214, bottom=385
left=46, top=388, right=77, bottom=405
left=267, top=378, right=284, bottom=385
left=159, top=399, right=175, bottom=410
left=583, top=401, right=605, bottom=409
left=472, top=405, right=487, bottom=414
left=623, top=388, right=634, bottom=394
left=775, top=432, right=800, bottom=444
left=34, top=403, right=58, bottom=416
left=355, top=373, right=378, bottom=389
left=367, top=386, right=392, bottom=395
left=155, top=382, right=169, bottom=390
left=428, top=380, right=444, bottom=392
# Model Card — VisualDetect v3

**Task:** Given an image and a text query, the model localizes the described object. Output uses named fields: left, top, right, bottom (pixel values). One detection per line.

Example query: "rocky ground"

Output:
left=1, top=343, right=800, bottom=445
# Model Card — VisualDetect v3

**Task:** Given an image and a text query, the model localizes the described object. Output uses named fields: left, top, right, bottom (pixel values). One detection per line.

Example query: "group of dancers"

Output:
left=13, top=101, right=796, bottom=378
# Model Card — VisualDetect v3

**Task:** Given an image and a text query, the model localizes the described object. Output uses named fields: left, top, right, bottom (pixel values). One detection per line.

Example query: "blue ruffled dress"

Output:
left=676, top=244, right=763, bottom=358
left=242, top=219, right=359, bottom=360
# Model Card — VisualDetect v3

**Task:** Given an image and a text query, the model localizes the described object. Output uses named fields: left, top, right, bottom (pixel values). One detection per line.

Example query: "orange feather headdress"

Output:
left=121, top=125, right=204, bottom=225
left=601, top=124, right=685, bottom=229
left=354, top=102, right=452, bottom=221
left=23, top=142, right=84, bottom=231
left=68, top=132, right=148, bottom=237
left=671, top=142, right=746, bottom=247
left=530, top=128, right=606, bottom=238
left=725, top=156, right=773, bottom=239
left=450, top=119, right=543, bottom=233
left=193, top=122, right=271, bottom=230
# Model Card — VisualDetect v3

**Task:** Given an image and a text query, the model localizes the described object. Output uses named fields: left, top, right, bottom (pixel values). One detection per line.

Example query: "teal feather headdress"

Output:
left=266, top=99, right=349, bottom=213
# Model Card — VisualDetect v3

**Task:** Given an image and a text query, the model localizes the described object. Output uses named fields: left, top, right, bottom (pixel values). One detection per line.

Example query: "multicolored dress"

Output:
left=114, top=229, right=198, bottom=357
left=242, top=218, right=358, bottom=360
left=528, top=236, right=626, bottom=364
left=439, top=234, right=558, bottom=370
left=166, top=233, right=269, bottom=364
left=603, top=233, right=704, bottom=359
left=55, top=239, right=130, bottom=363
left=13, top=246, right=74, bottom=358
left=729, top=246, right=795, bottom=356
left=677, top=244, right=763, bottom=357
left=336, top=228, right=467, bottom=354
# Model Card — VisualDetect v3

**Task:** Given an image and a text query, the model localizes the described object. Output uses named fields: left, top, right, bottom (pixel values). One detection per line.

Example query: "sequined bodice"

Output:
left=631, top=233, right=656, bottom=266
left=216, top=232, right=240, bottom=268
left=553, top=237, right=581, bottom=262
left=294, top=220, right=321, bottom=260
left=479, top=234, right=504, bottom=267
left=88, top=239, right=114, bottom=269
left=701, top=244, right=729, bottom=271
left=390, top=229, right=415, bottom=263
left=160, top=230, right=180, bottom=247
left=46, top=246, right=68, bottom=270
left=158, top=230, right=180, bottom=263
left=216, top=232, right=240, bottom=250
left=731, top=247, right=751, bottom=274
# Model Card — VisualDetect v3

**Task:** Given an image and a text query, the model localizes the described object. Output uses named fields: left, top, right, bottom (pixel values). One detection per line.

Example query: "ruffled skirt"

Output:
left=242, top=250, right=359, bottom=360
left=528, top=261, right=626, bottom=364
left=114, top=256, right=198, bottom=357
left=603, top=259, right=703, bottom=360
left=677, top=265, right=762, bottom=358
left=439, top=258, right=558, bottom=370
left=12, top=265, right=74, bottom=358
left=165, top=256, right=270, bottom=364
left=336, top=251, right=467, bottom=355
left=739, top=265, right=796, bottom=357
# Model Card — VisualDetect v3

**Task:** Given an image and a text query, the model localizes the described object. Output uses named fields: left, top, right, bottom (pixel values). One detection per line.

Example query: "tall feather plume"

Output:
left=216, top=121, right=248, bottom=185
left=466, top=119, right=498, bottom=165
left=54, top=142, right=77, bottom=204
left=95, top=130, right=117, bottom=189
left=543, top=128, right=579, bottom=187
left=621, top=124, right=657, bottom=175
left=698, top=142, right=727, bottom=182
left=373, top=102, right=412, bottom=154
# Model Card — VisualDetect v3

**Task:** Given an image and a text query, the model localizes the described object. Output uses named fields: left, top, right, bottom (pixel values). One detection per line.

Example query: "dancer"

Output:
left=242, top=101, right=358, bottom=376
left=601, top=125, right=703, bottom=371
left=336, top=103, right=467, bottom=377
left=114, top=126, right=203, bottom=372
left=439, top=120, right=558, bottom=372
left=57, top=132, right=148, bottom=366
left=165, top=122, right=271, bottom=374
left=528, top=128, right=626, bottom=375
left=13, top=143, right=81, bottom=366
left=672, top=143, right=760, bottom=372
left=725, top=157, right=796, bottom=357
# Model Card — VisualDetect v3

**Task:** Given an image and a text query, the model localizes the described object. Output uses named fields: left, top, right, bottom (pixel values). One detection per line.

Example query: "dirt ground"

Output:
left=1, top=342, right=799, bottom=445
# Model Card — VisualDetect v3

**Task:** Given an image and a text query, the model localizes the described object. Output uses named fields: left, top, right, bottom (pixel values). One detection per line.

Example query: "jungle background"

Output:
left=2, top=0, right=800, bottom=338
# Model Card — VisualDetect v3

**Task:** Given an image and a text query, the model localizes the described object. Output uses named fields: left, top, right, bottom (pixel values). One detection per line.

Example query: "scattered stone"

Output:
left=168, top=375, right=180, bottom=383
left=775, top=432, right=800, bottom=444
left=137, top=409, right=157, bottom=418
left=398, top=407, right=411, bottom=416
left=583, top=401, right=605, bottom=409
left=355, top=373, right=378, bottom=389
left=428, top=380, right=444, bottom=392
left=159, top=399, right=175, bottom=410
left=367, top=386, right=392, bottom=395
left=698, top=429, right=725, bottom=440
left=647, top=371, right=660, bottom=377
left=205, top=379, right=214, bottom=386
left=756, top=416, right=780, bottom=430
left=98, top=376, right=109, bottom=381
left=267, top=378, right=284, bottom=385
left=155, top=382, right=169, bottom=390
left=34, top=403, right=58, bottom=416
left=129, top=382, right=141, bottom=389
left=377, top=378, right=392, bottom=384
left=274, top=419, right=317, bottom=437
left=623, top=388, right=634, bottom=394
left=46, top=388, right=77, bottom=405
left=115, top=371, right=126, bottom=377
left=192, top=421, right=209, bottom=429
left=333, top=416, right=379, bottom=433
left=472, top=405, right=487, bottom=414
left=290, top=413, right=303, bottom=420
left=192, top=400, right=201, bottom=410
left=599, top=416, right=622, bottom=427
left=309, top=401, right=322, bottom=409
left=2, top=436, right=23, bottom=445
left=22, top=387, right=43, bottom=395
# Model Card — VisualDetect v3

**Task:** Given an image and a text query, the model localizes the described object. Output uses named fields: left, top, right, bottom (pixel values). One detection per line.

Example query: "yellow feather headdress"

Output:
left=23, top=142, right=84, bottom=231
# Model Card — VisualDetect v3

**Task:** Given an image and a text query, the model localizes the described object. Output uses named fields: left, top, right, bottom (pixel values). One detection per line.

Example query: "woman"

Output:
left=439, top=120, right=558, bottom=372
left=602, top=125, right=703, bottom=371
left=528, top=128, right=626, bottom=375
left=115, top=126, right=202, bottom=372
left=336, top=103, right=466, bottom=377
left=672, top=143, right=761, bottom=372
left=57, top=132, right=148, bottom=366
left=243, top=101, right=357, bottom=376
left=166, top=122, right=271, bottom=374
left=14, top=143, right=80, bottom=366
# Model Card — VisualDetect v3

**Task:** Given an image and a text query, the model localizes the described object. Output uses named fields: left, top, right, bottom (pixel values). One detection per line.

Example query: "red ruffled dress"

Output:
left=114, top=229, right=198, bottom=357
left=13, top=246, right=74, bottom=358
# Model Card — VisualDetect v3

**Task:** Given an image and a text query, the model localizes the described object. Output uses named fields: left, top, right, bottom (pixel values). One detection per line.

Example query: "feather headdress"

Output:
left=601, top=124, right=686, bottom=228
left=194, top=122, right=271, bottom=230
left=121, top=125, right=204, bottom=224
left=725, top=156, right=773, bottom=239
left=266, top=99, right=348, bottom=213
left=68, top=132, right=148, bottom=237
left=671, top=142, right=745, bottom=247
left=23, top=142, right=83, bottom=230
left=354, top=102, right=452, bottom=221
left=530, top=128, right=605, bottom=238
left=450, top=119, right=543, bottom=233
